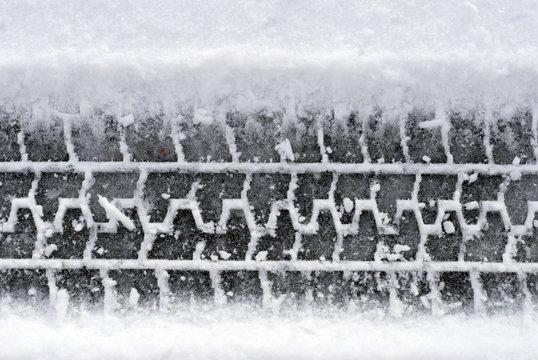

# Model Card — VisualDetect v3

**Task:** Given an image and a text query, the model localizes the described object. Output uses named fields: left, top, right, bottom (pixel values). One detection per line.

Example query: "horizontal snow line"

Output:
left=1, top=259, right=538, bottom=273
left=0, top=162, right=535, bottom=174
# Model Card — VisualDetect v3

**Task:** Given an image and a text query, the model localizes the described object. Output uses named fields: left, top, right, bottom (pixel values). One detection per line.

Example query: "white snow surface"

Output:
left=0, top=309, right=537, bottom=360
left=1, top=0, right=538, bottom=118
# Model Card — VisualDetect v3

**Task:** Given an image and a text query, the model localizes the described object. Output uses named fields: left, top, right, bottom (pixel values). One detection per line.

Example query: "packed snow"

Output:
left=0, top=308, right=537, bottom=360
left=0, top=0, right=537, bottom=120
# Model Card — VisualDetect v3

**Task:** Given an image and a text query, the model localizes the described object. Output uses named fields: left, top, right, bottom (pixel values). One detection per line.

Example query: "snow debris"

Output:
left=119, top=114, right=135, bottom=127
left=43, top=244, right=57, bottom=257
left=512, top=156, right=521, bottom=165
left=193, top=242, right=205, bottom=260
left=274, top=139, right=295, bottom=162
left=510, top=171, right=522, bottom=181
left=255, top=251, right=268, bottom=262
left=218, top=250, right=232, bottom=260
left=72, top=219, right=84, bottom=232
left=192, top=108, right=214, bottom=126
left=468, top=173, right=478, bottom=184
left=464, top=201, right=480, bottom=210
left=102, top=274, right=118, bottom=315
left=443, top=221, right=456, bottom=234
left=343, top=197, right=354, bottom=213
left=375, top=243, right=410, bottom=262
left=393, top=244, right=411, bottom=255
left=418, top=118, right=444, bottom=129
left=97, top=195, right=136, bottom=231
left=129, top=288, right=140, bottom=307
left=54, top=289, right=69, bottom=322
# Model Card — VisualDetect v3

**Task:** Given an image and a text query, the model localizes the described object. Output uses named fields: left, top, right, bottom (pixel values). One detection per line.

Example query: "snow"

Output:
left=0, top=0, right=537, bottom=120
left=343, top=197, right=354, bottom=213
left=468, top=173, right=479, bottom=184
left=1, top=1, right=538, bottom=357
left=129, top=288, right=140, bottom=307
left=97, top=195, right=136, bottom=231
left=443, top=220, right=456, bottom=234
left=274, top=140, right=295, bottom=163
left=0, top=310, right=537, bottom=360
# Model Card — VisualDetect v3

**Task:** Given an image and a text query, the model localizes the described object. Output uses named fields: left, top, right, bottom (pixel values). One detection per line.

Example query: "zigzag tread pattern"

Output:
left=1, top=107, right=538, bottom=315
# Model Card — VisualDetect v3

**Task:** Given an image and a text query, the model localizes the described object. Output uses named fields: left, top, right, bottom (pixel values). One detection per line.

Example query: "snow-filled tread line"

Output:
left=1, top=109, right=538, bottom=314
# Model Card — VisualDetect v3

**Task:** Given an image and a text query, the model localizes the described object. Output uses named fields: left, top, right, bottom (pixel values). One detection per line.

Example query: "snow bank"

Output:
left=1, top=0, right=537, bottom=119
left=0, top=309, right=537, bottom=359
